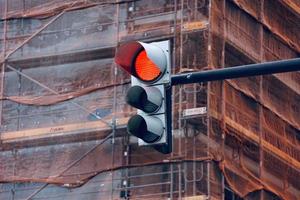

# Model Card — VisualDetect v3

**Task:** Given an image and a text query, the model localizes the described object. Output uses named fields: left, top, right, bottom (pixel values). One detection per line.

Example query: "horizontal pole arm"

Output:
left=171, top=58, right=300, bottom=85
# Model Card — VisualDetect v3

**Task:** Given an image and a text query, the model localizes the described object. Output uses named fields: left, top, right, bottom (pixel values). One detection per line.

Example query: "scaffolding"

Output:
left=0, top=0, right=299, bottom=199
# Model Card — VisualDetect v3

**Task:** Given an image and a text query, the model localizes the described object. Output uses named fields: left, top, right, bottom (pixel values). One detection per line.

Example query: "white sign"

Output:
left=183, top=107, right=207, bottom=117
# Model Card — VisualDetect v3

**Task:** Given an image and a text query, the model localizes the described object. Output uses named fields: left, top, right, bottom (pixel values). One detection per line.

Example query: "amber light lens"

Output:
left=134, top=50, right=161, bottom=82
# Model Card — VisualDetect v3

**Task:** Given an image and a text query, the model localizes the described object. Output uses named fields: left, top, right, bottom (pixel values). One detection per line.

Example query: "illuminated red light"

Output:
left=134, top=50, right=161, bottom=82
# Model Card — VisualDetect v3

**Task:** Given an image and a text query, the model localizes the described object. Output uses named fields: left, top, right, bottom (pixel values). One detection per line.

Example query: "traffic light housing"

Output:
left=115, top=40, right=172, bottom=154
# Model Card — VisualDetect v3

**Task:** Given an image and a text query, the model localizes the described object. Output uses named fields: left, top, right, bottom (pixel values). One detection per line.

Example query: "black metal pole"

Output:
left=171, top=58, right=300, bottom=85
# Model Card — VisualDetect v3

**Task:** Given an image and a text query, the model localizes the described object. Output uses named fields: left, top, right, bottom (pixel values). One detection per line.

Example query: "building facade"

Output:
left=0, top=0, right=299, bottom=199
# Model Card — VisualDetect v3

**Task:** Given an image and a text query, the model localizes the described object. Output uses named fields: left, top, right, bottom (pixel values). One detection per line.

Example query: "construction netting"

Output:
left=0, top=0, right=299, bottom=199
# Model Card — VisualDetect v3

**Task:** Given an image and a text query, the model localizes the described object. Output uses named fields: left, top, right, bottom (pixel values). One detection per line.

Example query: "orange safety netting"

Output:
left=0, top=0, right=299, bottom=199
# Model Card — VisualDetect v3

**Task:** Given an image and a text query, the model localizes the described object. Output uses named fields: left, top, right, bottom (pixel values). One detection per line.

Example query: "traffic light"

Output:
left=115, top=40, right=172, bottom=154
